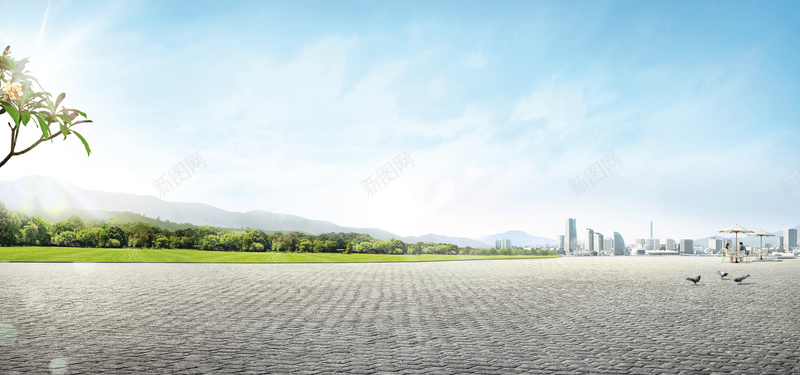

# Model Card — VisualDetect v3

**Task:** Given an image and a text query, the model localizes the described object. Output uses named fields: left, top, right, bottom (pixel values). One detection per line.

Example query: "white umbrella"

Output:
left=718, top=224, right=754, bottom=262
left=748, top=229, right=775, bottom=260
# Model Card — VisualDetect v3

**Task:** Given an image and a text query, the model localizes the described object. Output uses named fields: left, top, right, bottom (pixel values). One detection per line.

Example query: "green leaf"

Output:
left=72, top=130, right=91, bottom=157
left=59, top=123, right=71, bottom=138
left=21, top=110, right=30, bottom=125
left=71, top=108, right=87, bottom=118
left=34, top=113, right=51, bottom=138
left=37, top=111, right=57, bottom=124
left=13, top=58, right=29, bottom=73
left=28, top=92, right=47, bottom=101
left=57, top=113, right=72, bottom=125
left=55, top=93, right=65, bottom=109
left=0, top=56, right=15, bottom=71
left=25, top=75, right=44, bottom=91
left=0, top=102, right=19, bottom=126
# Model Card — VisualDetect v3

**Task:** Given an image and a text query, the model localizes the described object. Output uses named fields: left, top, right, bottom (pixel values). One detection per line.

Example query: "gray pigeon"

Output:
left=734, top=274, right=750, bottom=284
left=686, top=275, right=701, bottom=285
left=717, top=271, right=728, bottom=279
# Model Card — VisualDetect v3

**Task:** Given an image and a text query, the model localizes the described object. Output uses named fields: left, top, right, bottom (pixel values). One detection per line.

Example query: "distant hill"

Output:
left=477, top=230, right=555, bottom=247
left=0, top=176, right=487, bottom=248
left=12, top=206, right=199, bottom=232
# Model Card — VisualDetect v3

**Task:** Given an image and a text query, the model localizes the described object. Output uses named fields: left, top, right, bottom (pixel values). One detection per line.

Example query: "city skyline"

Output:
left=1, top=1, right=799, bottom=241
left=562, top=216, right=795, bottom=250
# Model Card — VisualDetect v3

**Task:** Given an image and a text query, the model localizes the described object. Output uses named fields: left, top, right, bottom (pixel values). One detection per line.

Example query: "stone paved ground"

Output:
left=1, top=256, right=798, bottom=374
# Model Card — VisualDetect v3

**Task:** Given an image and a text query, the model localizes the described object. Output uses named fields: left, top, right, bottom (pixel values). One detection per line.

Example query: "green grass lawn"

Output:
left=0, top=247, right=557, bottom=263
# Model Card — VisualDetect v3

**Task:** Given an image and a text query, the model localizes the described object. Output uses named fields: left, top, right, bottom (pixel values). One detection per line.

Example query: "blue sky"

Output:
left=1, top=0, right=799, bottom=242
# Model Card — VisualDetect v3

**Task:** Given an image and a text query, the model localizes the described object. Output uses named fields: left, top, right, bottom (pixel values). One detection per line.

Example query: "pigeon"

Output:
left=686, top=275, right=701, bottom=285
left=717, top=271, right=728, bottom=279
left=734, top=274, right=750, bottom=284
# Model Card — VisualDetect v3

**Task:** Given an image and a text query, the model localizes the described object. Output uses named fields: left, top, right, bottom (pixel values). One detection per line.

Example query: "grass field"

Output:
left=0, top=247, right=557, bottom=263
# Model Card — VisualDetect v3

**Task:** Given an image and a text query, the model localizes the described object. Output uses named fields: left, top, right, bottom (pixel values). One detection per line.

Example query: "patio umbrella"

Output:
left=718, top=224, right=754, bottom=262
left=748, top=229, right=775, bottom=260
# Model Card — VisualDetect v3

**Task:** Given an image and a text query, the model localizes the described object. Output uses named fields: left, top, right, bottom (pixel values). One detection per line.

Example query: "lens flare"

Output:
left=0, top=322, right=17, bottom=346
left=49, top=357, right=68, bottom=375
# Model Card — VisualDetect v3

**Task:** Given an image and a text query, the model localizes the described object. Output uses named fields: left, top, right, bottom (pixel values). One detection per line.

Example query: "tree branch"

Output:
left=1, top=122, right=15, bottom=169
left=0, top=124, right=69, bottom=168
left=12, top=130, right=63, bottom=157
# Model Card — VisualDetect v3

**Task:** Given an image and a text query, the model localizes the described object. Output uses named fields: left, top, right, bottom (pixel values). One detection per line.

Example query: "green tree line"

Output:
left=0, top=202, right=555, bottom=256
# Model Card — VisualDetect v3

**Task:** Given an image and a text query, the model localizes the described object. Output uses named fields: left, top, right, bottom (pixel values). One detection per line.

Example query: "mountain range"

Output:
left=7, top=176, right=789, bottom=249
left=0, top=176, right=547, bottom=248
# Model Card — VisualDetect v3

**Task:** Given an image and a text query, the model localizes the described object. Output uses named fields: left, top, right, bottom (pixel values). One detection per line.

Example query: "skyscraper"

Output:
left=644, top=239, right=660, bottom=251
left=557, top=235, right=565, bottom=251
left=585, top=228, right=594, bottom=254
left=565, top=218, right=577, bottom=255
left=680, top=239, right=694, bottom=254
left=709, top=238, right=724, bottom=253
left=784, top=229, right=797, bottom=251
left=613, top=232, right=625, bottom=255
left=594, top=232, right=604, bottom=253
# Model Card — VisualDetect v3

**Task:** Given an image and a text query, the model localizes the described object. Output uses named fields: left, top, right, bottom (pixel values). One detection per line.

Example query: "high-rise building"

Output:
left=680, top=239, right=694, bottom=254
left=635, top=239, right=645, bottom=249
left=604, top=238, right=613, bottom=252
left=565, top=218, right=577, bottom=255
left=778, top=236, right=784, bottom=250
left=495, top=239, right=511, bottom=249
left=784, top=229, right=797, bottom=250
left=594, top=232, right=604, bottom=253
left=709, top=238, right=726, bottom=253
left=666, top=239, right=676, bottom=251
left=585, top=228, right=594, bottom=254
left=613, top=232, right=625, bottom=255
left=557, top=235, right=565, bottom=251
left=644, top=238, right=660, bottom=251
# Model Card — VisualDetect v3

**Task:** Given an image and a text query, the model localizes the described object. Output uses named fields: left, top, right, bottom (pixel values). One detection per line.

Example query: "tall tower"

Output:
left=565, top=218, right=577, bottom=254
left=585, top=228, right=594, bottom=254
left=650, top=220, right=653, bottom=239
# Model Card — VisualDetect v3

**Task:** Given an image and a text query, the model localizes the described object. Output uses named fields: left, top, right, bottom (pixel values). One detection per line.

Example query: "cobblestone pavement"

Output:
left=1, top=256, right=798, bottom=374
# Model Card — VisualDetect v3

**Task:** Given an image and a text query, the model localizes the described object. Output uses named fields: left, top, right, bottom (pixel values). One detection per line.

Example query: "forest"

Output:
left=0, top=202, right=555, bottom=256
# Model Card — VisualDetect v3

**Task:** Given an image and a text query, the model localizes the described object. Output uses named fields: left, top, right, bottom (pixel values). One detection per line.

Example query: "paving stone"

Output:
left=0, top=257, right=798, bottom=374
